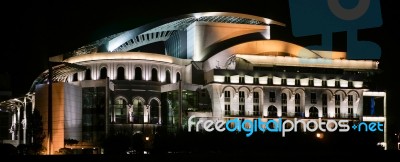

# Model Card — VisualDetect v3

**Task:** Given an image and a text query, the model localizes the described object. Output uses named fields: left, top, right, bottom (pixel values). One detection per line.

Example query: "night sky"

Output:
left=2, top=0, right=399, bottom=138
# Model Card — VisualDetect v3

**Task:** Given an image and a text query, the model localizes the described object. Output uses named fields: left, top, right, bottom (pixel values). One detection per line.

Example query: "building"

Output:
left=0, top=12, right=386, bottom=154
left=0, top=73, right=12, bottom=144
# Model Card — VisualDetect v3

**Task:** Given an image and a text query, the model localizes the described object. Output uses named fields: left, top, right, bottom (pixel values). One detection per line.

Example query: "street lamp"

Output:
left=11, top=98, right=27, bottom=144
left=316, top=133, right=324, bottom=139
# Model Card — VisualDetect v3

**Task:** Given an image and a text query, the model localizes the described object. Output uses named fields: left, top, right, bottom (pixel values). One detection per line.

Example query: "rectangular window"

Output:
left=335, top=94, right=340, bottom=105
left=295, top=79, right=300, bottom=86
left=295, top=106, right=301, bottom=117
left=239, top=76, right=245, bottom=84
left=253, top=77, right=259, bottom=84
left=311, top=93, right=317, bottom=104
left=281, top=78, right=287, bottom=85
left=239, top=91, right=245, bottom=103
left=224, top=91, right=230, bottom=102
left=335, top=80, right=340, bottom=87
left=295, top=94, right=300, bottom=105
left=322, top=94, right=327, bottom=105
left=253, top=92, right=259, bottom=103
left=224, top=105, right=230, bottom=116
left=253, top=105, right=260, bottom=116
left=224, top=76, right=230, bottom=83
left=282, top=106, right=287, bottom=117
left=269, top=91, right=276, bottom=102
left=348, top=107, right=353, bottom=118
left=348, top=95, right=353, bottom=106
left=239, top=105, right=245, bottom=116
left=309, top=79, right=314, bottom=86
left=322, top=80, right=327, bottom=87
left=335, top=107, right=340, bottom=118
left=323, top=106, right=327, bottom=117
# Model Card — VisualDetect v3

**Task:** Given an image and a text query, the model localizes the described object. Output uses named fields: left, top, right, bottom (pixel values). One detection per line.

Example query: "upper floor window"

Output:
left=269, top=92, right=276, bottom=103
left=224, top=91, right=231, bottom=102
left=311, top=93, right=317, bottom=104
left=239, top=76, right=245, bottom=84
left=253, top=77, right=259, bottom=84
left=295, top=93, right=301, bottom=105
left=85, top=69, right=91, bottom=80
left=165, top=70, right=171, bottom=83
left=117, top=67, right=125, bottom=80
left=253, top=92, right=260, bottom=103
left=176, top=72, right=181, bottom=82
left=151, top=68, right=158, bottom=82
left=335, top=94, right=341, bottom=105
left=225, top=76, right=230, bottom=83
left=135, top=67, right=142, bottom=80
left=348, top=95, right=353, bottom=106
left=239, top=91, right=245, bottom=103
left=100, top=67, right=107, bottom=79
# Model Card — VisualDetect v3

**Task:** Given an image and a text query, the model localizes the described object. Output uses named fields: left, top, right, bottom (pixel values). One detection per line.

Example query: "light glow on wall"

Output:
left=363, top=91, right=386, bottom=97
left=327, top=79, right=336, bottom=87
left=353, top=81, right=363, bottom=88
left=287, top=78, right=295, bottom=85
left=259, top=76, right=268, bottom=84
left=273, top=76, right=281, bottom=85
left=314, top=78, right=322, bottom=86
left=235, top=53, right=378, bottom=70
left=214, top=75, right=225, bottom=83
left=64, top=52, right=191, bottom=64
left=363, top=116, right=385, bottom=122
left=245, top=75, right=254, bottom=84
left=230, top=75, right=239, bottom=83
left=340, top=79, right=348, bottom=88
left=300, top=78, right=309, bottom=86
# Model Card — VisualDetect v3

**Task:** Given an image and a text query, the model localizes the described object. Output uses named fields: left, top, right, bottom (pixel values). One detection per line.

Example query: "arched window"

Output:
left=132, top=98, right=143, bottom=123
left=295, top=93, right=301, bottom=117
left=281, top=93, right=287, bottom=116
left=176, top=72, right=181, bottom=82
left=149, top=99, right=160, bottom=124
left=114, top=98, right=127, bottom=123
left=151, top=68, right=158, bottom=82
left=134, top=67, right=142, bottom=80
left=309, top=107, right=319, bottom=118
left=100, top=67, right=107, bottom=79
left=165, top=70, right=171, bottom=83
left=295, top=93, right=300, bottom=104
left=72, top=73, right=78, bottom=81
left=85, top=69, right=91, bottom=80
left=268, top=105, right=277, bottom=117
left=117, top=67, right=125, bottom=80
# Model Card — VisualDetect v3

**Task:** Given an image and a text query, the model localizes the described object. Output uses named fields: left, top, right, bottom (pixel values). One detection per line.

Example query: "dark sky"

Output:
left=2, top=0, right=398, bottom=131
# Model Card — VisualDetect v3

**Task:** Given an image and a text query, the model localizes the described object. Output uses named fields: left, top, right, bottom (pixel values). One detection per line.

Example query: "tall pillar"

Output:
left=47, top=61, right=53, bottom=155
left=23, top=97, right=27, bottom=144
left=105, top=77, right=109, bottom=136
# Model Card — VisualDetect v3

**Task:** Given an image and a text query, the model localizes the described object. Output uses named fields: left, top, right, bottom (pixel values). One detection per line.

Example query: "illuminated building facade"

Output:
left=0, top=12, right=386, bottom=154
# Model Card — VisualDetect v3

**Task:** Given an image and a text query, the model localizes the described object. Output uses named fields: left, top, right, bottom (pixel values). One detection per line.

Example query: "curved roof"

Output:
left=67, top=12, right=285, bottom=58
left=64, top=52, right=192, bottom=65
left=214, top=40, right=323, bottom=58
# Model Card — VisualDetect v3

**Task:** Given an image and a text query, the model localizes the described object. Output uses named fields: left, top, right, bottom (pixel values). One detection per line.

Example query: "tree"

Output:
left=27, top=109, right=46, bottom=155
